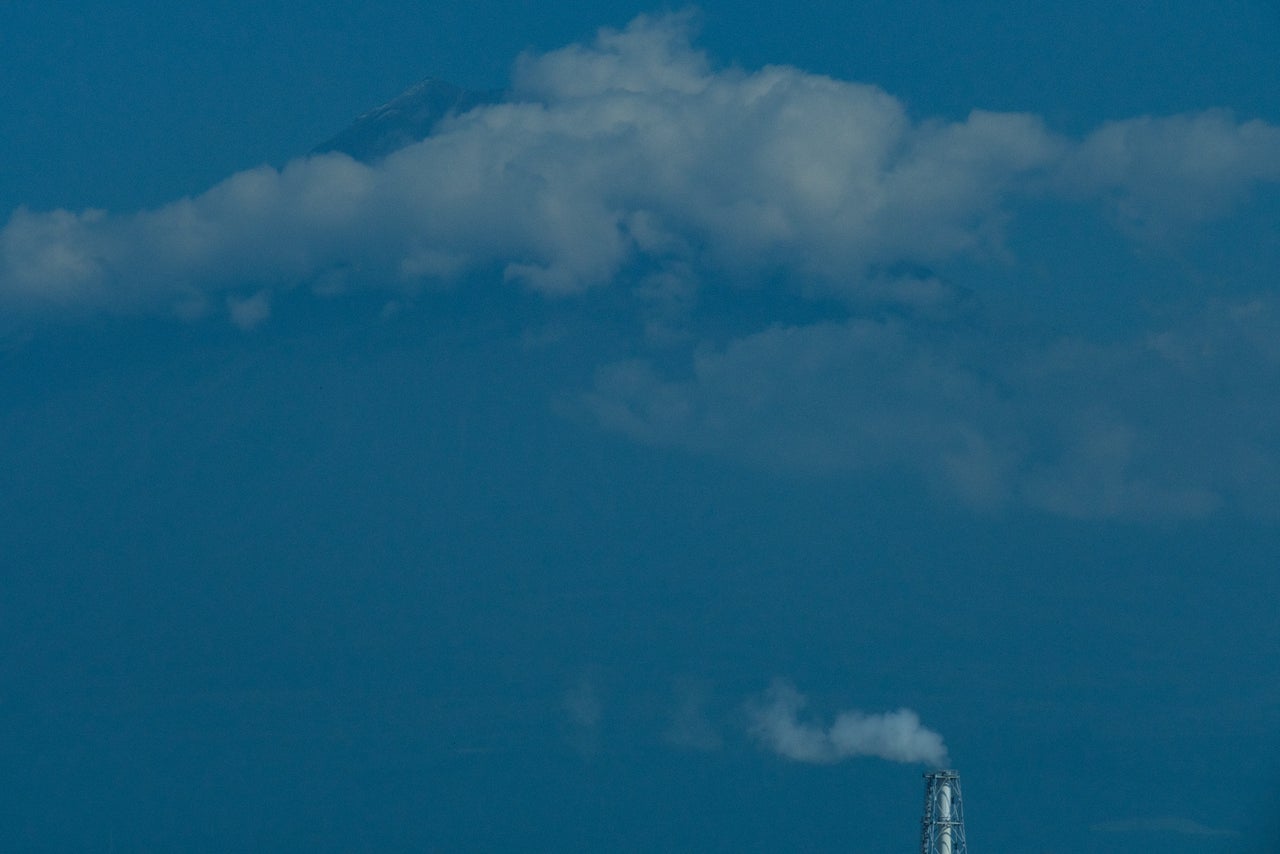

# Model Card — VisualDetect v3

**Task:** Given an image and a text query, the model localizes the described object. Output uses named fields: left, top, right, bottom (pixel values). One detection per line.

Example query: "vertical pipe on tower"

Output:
left=937, top=779, right=952, bottom=854
left=921, top=770, right=967, bottom=854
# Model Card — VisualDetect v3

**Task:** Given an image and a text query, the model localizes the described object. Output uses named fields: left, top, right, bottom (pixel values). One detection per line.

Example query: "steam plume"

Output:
left=747, top=679, right=948, bottom=767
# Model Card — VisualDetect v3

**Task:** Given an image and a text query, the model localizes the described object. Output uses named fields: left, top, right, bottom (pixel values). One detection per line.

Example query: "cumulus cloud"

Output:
left=747, top=679, right=949, bottom=767
left=4, top=13, right=1277, bottom=520
left=2, top=14, right=1274, bottom=316
left=1061, top=110, right=1280, bottom=232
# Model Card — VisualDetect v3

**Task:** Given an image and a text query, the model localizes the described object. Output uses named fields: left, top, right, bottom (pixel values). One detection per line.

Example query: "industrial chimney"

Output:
left=921, top=770, right=968, bottom=854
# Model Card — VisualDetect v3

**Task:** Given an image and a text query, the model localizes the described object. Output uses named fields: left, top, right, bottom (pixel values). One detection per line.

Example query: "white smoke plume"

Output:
left=747, top=679, right=948, bottom=767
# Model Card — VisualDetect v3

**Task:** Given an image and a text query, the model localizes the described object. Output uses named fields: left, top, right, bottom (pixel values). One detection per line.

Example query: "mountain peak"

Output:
left=314, top=78, right=503, bottom=162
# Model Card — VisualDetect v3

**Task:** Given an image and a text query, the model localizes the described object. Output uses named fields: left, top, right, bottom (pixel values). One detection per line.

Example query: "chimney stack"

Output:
left=921, top=770, right=968, bottom=854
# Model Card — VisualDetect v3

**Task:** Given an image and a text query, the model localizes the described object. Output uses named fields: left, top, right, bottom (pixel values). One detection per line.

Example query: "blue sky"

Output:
left=2, top=3, right=1279, bottom=852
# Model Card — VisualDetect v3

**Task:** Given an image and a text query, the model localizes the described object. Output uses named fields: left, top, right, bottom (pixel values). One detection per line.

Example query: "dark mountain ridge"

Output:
left=313, top=78, right=502, bottom=162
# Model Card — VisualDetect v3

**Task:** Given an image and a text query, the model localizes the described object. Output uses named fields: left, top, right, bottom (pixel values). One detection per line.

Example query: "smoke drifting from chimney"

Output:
left=747, top=679, right=949, bottom=767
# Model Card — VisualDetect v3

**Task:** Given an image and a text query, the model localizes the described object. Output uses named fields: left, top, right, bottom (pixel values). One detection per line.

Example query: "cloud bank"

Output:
left=747, top=680, right=948, bottom=767
left=2, top=14, right=1275, bottom=316
left=4, top=13, right=1278, bottom=520
left=588, top=298, right=1280, bottom=518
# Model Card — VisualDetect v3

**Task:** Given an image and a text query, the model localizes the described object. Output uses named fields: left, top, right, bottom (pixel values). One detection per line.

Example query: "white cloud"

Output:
left=588, top=318, right=1007, bottom=477
left=3, top=14, right=1273, bottom=316
left=746, top=679, right=949, bottom=767
left=4, top=14, right=1276, bottom=520
left=1061, top=110, right=1280, bottom=232
left=0, top=207, right=111, bottom=307
left=587, top=297, right=1280, bottom=519
left=227, top=290, right=271, bottom=330
left=512, top=11, right=711, bottom=99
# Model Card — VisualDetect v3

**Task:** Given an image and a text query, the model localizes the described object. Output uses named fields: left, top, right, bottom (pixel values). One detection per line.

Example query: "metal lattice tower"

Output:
left=921, top=770, right=968, bottom=854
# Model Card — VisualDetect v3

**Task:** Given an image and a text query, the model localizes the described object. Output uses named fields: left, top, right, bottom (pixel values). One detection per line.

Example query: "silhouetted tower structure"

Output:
left=921, top=770, right=968, bottom=854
